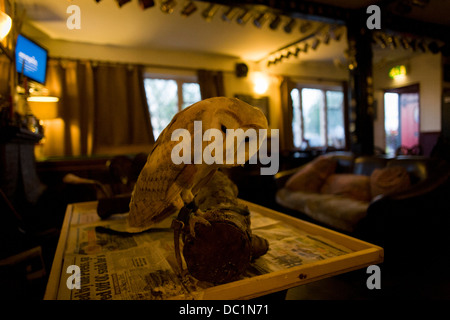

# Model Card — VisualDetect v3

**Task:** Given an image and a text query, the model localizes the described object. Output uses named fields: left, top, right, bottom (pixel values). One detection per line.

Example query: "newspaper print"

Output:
left=57, top=205, right=353, bottom=300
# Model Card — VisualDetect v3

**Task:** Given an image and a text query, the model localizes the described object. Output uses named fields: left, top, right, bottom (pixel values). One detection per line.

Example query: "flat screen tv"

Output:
left=15, top=34, right=48, bottom=84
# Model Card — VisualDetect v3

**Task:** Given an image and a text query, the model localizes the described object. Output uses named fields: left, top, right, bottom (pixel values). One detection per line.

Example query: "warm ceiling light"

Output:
left=0, top=10, right=12, bottom=40
left=283, top=18, right=296, bottom=33
left=139, top=0, right=155, bottom=10
left=323, top=31, right=330, bottom=45
left=202, top=3, right=219, bottom=22
left=236, top=9, right=252, bottom=25
left=27, top=96, right=59, bottom=103
left=252, top=72, right=269, bottom=95
left=311, top=38, right=320, bottom=50
left=400, top=38, right=411, bottom=50
left=161, top=0, right=176, bottom=14
left=222, top=7, right=238, bottom=22
left=387, top=36, right=398, bottom=49
left=269, top=15, right=281, bottom=30
left=303, top=43, right=309, bottom=53
left=331, top=26, right=345, bottom=41
left=299, top=21, right=312, bottom=33
left=253, top=12, right=268, bottom=28
left=181, top=1, right=197, bottom=17
left=374, top=32, right=387, bottom=49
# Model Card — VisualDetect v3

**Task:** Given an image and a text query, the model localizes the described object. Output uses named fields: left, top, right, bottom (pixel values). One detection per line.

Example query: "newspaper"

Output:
left=56, top=204, right=352, bottom=300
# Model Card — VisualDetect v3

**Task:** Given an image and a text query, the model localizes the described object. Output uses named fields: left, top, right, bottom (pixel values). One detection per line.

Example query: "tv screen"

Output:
left=15, top=34, right=48, bottom=84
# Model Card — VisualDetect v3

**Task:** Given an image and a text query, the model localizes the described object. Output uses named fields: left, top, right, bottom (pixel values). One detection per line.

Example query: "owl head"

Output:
left=166, top=97, right=269, bottom=167
left=194, top=97, right=268, bottom=166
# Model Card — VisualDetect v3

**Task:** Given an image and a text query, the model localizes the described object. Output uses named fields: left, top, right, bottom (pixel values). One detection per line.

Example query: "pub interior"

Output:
left=1, top=0, right=450, bottom=301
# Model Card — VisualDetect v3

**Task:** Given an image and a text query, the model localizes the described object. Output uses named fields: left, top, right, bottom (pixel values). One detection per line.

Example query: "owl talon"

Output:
left=189, top=211, right=210, bottom=238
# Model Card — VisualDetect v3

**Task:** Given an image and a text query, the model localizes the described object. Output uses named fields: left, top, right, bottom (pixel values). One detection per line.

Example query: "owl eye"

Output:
left=221, top=124, right=227, bottom=133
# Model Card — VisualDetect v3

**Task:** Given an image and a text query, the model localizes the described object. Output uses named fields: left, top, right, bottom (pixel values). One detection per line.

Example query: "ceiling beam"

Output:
left=195, top=0, right=350, bottom=24
left=196, top=0, right=450, bottom=43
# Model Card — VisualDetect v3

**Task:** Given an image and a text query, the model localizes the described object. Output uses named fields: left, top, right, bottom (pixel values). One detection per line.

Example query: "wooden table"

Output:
left=44, top=200, right=383, bottom=300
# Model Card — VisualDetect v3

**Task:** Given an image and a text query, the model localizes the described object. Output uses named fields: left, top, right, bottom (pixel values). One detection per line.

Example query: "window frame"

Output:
left=291, top=82, right=347, bottom=150
left=144, top=71, right=200, bottom=112
left=143, top=70, right=201, bottom=138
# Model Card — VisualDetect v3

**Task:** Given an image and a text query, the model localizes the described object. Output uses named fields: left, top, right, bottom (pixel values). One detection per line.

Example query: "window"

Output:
left=291, top=85, right=346, bottom=149
left=144, top=75, right=201, bottom=139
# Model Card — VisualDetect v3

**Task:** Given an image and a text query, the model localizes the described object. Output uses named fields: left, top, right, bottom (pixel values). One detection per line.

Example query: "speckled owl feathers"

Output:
left=126, top=97, right=268, bottom=232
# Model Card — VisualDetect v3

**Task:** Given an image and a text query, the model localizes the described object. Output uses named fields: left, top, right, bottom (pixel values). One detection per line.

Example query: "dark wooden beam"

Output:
left=346, top=11, right=375, bottom=155
left=195, top=0, right=350, bottom=24
left=196, top=0, right=450, bottom=42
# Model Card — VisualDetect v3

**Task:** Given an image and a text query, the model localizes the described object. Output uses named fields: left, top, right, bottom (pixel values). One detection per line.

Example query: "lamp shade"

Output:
left=0, top=10, right=12, bottom=40
left=28, top=97, right=59, bottom=120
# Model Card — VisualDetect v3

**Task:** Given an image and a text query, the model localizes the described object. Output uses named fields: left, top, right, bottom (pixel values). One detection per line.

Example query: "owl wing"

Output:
left=125, top=99, right=218, bottom=232
left=126, top=109, right=202, bottom=232
left=126, top=149, right=196, bottom=232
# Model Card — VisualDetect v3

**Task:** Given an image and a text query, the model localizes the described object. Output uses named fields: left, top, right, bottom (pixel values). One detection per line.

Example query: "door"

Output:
left=399, top=92, right=420, bottom=148
left=384, top=84, right=420, bottom=155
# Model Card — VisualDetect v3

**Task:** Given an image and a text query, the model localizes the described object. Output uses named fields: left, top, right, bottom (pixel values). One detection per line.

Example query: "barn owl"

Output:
left=126, top=97, right=268, bottom=235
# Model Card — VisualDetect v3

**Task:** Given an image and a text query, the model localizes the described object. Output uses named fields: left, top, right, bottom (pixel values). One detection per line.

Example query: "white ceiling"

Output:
left=16, top=0, right=348, bottom=62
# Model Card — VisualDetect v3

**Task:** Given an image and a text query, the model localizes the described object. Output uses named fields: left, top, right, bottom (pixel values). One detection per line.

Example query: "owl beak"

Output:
left=223, top=127, right=268, bottom=166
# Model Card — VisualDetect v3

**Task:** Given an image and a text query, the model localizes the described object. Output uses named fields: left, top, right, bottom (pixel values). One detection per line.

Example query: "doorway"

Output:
left=384, top=84, right=420, bottom=155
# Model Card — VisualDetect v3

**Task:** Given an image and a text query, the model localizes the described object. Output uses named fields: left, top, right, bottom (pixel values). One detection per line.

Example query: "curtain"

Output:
left=197, top=69, right=225, bottom=99
left=45, top=59, right=90, bottom=156
left=279, top=76, right=295, bottom=151
left=45, top=59, right=154, bottom=157
left=92, top=63, right=154, bottom=153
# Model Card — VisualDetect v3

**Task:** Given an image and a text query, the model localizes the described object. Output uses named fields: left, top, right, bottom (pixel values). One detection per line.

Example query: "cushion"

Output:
left=276, top=188, right=369, bottom=232
left=370, top=166, right=411, bottom=198
left=320, top=174, right=372, bottom=202
left=304, top=194, right=369, bottom=232
left=285, top=155, right=337, bottom=193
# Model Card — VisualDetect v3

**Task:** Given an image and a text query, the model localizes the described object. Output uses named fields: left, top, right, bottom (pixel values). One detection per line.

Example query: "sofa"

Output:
left=275, top=152, right=448, bottom=233
left=275, top=151, right=450, bottom=281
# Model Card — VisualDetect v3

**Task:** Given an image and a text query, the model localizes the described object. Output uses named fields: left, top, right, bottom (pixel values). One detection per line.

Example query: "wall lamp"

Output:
left=0, top=9, right=12, bottom=40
